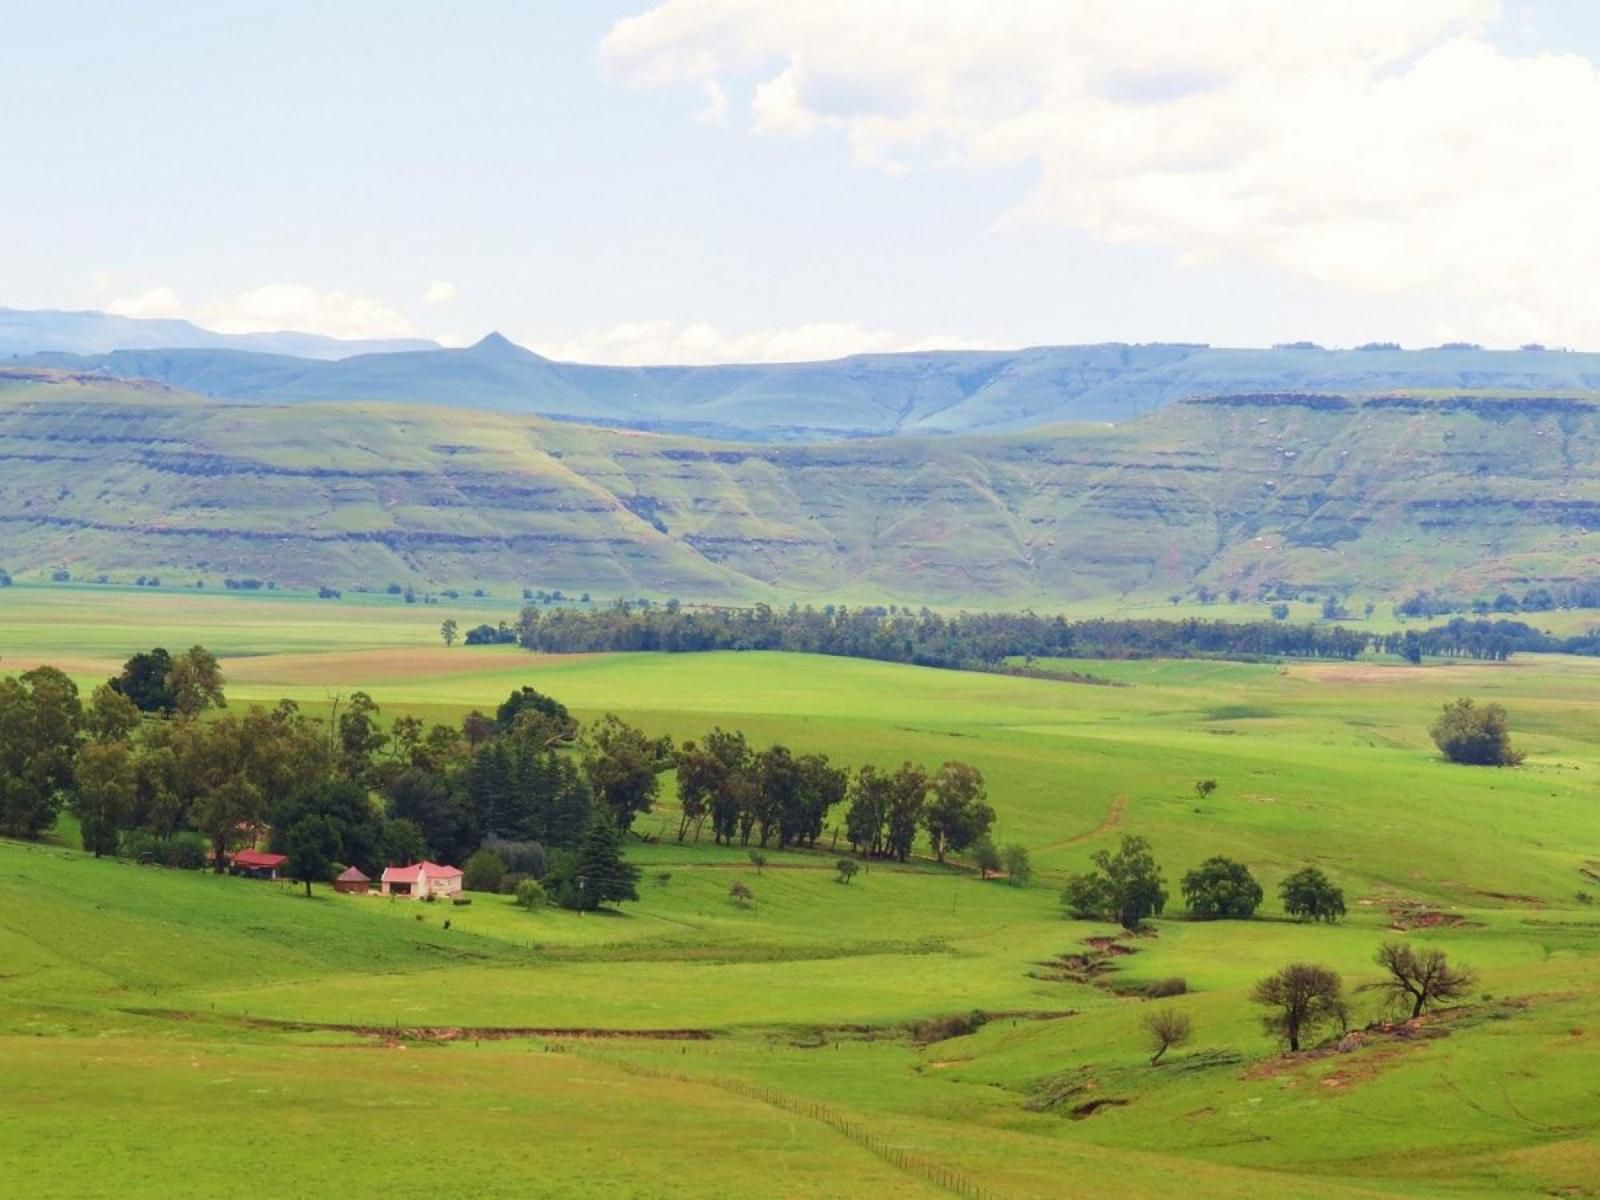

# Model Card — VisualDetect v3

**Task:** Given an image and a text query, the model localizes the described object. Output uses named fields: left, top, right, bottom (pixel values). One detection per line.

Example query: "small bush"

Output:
left=1145, top=977, right=1188, bottom=998
left=910, top=1011, right=988, bottom=1044
left=730, top=880, right=754, bottom=907
left=515, top=879, right=547, bottom=910
left=655, top=871, right=672, bottom=886
left=119, top=829, right=208, bottom=870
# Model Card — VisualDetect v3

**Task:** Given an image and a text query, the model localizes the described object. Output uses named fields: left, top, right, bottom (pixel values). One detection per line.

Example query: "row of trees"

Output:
left=513, top=603, right=1388, bottom=667
left=1060, top=836, right=1347, bottom=928
left=512, top=602, right=1600, bottom=669
left=676, top=733, right=995, bottom=862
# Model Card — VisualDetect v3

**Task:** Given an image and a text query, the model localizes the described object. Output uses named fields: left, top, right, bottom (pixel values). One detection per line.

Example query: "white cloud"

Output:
left=532, top=319, right=992, bottom=365
left=196, top=285, right=414, bottom=339
left=601, top=0, right=1600, bottom=347
left=107, top=284, right=417, bottom=340
left=695, top=78, right=730, bottom=126
left=423, top=280, right=458, bottom=307
left=108, top=286, right=186, bottom=321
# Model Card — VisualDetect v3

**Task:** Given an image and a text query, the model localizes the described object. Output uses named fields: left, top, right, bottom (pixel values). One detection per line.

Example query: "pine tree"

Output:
left=568, top=808, right=640, bottom=910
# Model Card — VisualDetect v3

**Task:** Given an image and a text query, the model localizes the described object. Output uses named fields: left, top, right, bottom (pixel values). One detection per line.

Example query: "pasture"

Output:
left=2, top=585, right=1599, bottom=1197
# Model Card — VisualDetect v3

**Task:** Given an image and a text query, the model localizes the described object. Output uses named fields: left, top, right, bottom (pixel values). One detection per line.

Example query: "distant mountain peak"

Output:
left=468, top=331, right=541, bottom=359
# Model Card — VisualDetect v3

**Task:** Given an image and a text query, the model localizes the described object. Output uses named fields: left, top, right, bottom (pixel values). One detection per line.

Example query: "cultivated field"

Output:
left=3, top=586, right=1599, bottom=1197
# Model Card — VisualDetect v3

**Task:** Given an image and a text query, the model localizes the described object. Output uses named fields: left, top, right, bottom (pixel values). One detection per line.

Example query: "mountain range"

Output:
left=0, top=306, right=438, bottom=361
left=3, top=369, right=1596, bottom=604
left=7, top=307, right=1600, bottom=442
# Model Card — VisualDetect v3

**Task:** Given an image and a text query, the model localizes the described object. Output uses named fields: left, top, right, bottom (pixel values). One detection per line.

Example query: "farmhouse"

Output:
left=230, top=849, right=287, bottom=880
left=334, top=866, right=370, bottom=895
left=379, top=861, right=463, bottom=899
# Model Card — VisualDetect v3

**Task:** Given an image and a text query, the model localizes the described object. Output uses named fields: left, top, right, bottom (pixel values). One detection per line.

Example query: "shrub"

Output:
left=971, top=837, right=1001, bottom=878
left=730, top=880, right=754, bottom=907
left=909, top=1010, right=987, bottom=1044
left=463, top=848, right=506, bottom=893
left=1430, top=698, right=1523, bottom=766
left=1001, top=844, right=1032, bottom=886
left=655, top=871, right=672, bottom=886
left=835, top=858, right=860, bottom=884
left=515, top=879, right=547, bottom=910
left=119, top=829, right=208, bottom=870
left=1145, top=977, right=1188, bottom=998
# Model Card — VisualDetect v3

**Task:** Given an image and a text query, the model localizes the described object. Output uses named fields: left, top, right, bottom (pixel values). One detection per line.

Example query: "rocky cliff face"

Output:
left=2, top=374, right=1597, bottom=603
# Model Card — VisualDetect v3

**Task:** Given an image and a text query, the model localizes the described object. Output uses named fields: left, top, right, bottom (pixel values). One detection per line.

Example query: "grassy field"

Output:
left=3, top=587, right=1599, bottom=1197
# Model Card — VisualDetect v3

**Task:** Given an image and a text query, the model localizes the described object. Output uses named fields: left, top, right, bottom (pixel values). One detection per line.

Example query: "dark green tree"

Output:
left=1060, top=834, right=1168, bottom=929
left=1181, top=856, right=1263, bottom=919
left=844, top=764, right=892, bottom=856
left=565, top=807, right=641, bottom=911
left=1279, top=867, right=1346, bottom=922
left=793, top=753, right=849, bottom=848
left=108, top=648, right=175, bottom=715
left=923, top=761, right=994, bottom=863
left=284, top=814, right=341, bottom=897
left=0, top=667, right=83, bottom=839
left=71, top=741, right=136, bottom=857
left=582, top=714, right=672, bottom=833
left=269, top=778, right=383, bottom=875
left=883, top=763, right=928, bottom=862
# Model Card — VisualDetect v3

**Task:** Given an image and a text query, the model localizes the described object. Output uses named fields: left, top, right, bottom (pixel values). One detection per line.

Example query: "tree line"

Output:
left=510, top=602, right=1598, bottom=670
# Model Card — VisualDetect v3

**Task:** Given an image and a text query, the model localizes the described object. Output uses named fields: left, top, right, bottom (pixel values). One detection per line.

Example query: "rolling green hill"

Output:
left=3, top=370, right=1600, bottom=603
left=22, top=335, right=1600, bottom=441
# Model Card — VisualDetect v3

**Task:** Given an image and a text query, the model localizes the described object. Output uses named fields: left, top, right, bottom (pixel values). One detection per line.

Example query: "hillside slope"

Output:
left=22, top=336, right=1600, bottom=441
left=3, top=372, right=1599, bottom=602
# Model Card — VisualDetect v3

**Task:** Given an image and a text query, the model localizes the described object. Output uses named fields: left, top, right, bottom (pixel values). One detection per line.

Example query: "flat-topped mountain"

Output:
left=3, top=371, right=1597, bottom=603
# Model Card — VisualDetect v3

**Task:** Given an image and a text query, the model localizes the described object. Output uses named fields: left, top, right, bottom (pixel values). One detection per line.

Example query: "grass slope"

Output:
left=3, top=595, right=1599, bottom=1196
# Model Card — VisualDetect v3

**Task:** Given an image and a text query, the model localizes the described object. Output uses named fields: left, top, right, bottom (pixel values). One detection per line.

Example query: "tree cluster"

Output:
left=515, top=604, right=1382, bottom=672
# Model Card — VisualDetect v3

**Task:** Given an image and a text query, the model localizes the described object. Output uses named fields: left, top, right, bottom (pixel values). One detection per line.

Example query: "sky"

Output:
left=3, top=0, right=1599, bottom=363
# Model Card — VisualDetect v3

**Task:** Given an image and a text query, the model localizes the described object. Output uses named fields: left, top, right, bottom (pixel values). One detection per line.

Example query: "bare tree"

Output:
left=1141, top=1008, right=1191, bottom=1065
left=1252, top=963, right=1347, bottom=1052
left=1371, top=941, right=1475, bottom=1019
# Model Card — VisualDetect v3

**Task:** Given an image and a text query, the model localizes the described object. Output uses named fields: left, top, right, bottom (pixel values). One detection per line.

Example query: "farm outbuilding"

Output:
left=230, top=849, right=287, bottom=880
left=379, top=861, right=463, bottom=900
left=334, top=866, right=370, bottom=894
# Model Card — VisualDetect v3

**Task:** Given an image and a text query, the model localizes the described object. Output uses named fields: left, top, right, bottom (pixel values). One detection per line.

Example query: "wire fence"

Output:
left=607, top=1058, right=1006, bottom=1200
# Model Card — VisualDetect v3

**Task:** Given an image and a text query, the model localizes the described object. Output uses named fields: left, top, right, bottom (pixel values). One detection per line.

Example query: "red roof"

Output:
left=232, top=849, right=287, bottom=869
left=381, top=861, right=462, bottom=883
left=335, top=866, right=370, bottom=882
